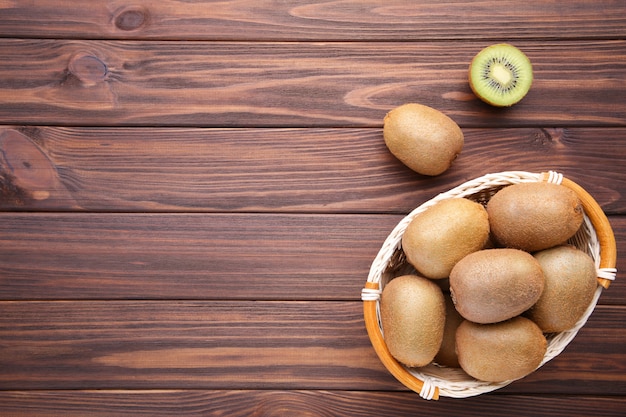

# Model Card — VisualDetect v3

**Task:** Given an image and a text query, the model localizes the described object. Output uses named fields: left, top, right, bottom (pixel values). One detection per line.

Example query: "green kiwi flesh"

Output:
left=469, top=43, right=533, bottom=107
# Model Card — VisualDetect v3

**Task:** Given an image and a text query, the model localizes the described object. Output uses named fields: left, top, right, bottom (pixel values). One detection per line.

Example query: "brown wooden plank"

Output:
left=0, top=391, right=625, bottom=417
left=1, top=126, right=625, bottom=214
left=0, top=300, right=624, bottom=394
left=0, top=40, right=625, bottom=127
left=0, top=213, right=399, bottom=301
left=0, top=0, right=624, bottom=41
left=0, top=300, right=397, bottom=391
left=1, top=213, right=624, bottom=303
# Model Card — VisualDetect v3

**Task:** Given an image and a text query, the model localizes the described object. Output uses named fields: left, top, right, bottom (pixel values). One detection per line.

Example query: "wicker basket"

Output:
left=362, top=171, right=617, bottom=400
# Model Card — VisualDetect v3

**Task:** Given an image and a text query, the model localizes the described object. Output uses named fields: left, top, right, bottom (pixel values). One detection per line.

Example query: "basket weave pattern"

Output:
left=362, top=171, right=617, bottom=400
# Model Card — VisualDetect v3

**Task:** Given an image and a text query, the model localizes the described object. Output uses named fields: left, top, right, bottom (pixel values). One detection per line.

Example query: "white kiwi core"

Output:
left=491, top=63, right=513, bottom=87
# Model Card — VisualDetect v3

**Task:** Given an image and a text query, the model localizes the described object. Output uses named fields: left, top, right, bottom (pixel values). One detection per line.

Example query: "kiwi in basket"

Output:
left=380, top=275, right=446, bottom=368
left=456, top=316, right=547, bottom=383
left=363, top=171, right=617, bottom=399
left=468, top=43, right=533, bottom=107
left=383, top=103, right=464, bottom=176
left=527, top=245, right=598, bottom=332
left=434, top=293, right=464, bottom=368
left=449, top=248, right=545, bottom=324
left=402, top=198, right=490, bottom=280
left=487, top=182, right=584, bottom=252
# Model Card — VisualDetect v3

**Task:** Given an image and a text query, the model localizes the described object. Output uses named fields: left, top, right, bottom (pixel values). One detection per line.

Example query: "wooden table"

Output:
left=1, top=1, right=625, bottom=415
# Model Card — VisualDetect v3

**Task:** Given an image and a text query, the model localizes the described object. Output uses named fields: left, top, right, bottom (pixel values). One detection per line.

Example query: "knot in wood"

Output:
left=0, top=130, right=56, bottom=205
left=68, top=53, right=108, bottom=85
left=114, top=6, right=150, bottom=31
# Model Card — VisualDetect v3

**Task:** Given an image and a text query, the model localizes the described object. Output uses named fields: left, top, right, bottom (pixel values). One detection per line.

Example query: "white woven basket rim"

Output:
left=363, top=170, right=617, bottom=399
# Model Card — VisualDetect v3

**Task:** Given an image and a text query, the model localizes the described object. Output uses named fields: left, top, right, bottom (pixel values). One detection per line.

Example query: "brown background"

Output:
left=1, top=1, right=625, bottom=415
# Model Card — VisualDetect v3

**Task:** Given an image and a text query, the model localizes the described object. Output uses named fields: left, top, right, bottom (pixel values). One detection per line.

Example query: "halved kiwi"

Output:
left=468, top=43, right=533, bottom=107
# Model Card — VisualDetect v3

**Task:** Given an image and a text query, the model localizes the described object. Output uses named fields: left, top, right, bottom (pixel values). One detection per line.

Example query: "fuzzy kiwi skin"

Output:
left=486, top=182, right=584, bottom=252
left=402, top=198, right=490, bottom=280
left=527, top=245, right=598, bottom=332
left=380, top=275, right=446, bottom=368
left=449, top=248, right=545, bottom=324
left=434, top=293, right=464, bottom=368
left=383, top=103, right=463, bottom=176
left=456, top=316, right=547, bottom=383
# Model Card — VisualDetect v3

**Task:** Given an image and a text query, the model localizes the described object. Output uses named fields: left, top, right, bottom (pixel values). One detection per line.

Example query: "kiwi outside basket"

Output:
left=361, top=171, right=617, bottom=400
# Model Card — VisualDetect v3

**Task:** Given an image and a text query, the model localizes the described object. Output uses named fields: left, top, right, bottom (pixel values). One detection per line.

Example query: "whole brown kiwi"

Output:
left=434, top=293, right=464, bottom=368
left=380, top=275, right=446, bottom=368
left=449, top=248, right=545, bottom=324
left=527, top=245, right=598, bottom=332
left=383, top=103, right=464, bottom=176
left=486, top=182, right=584, bottom=252
left=456, top=316, right=547, bottom=382
left=402, top=198, right=490, bottom=280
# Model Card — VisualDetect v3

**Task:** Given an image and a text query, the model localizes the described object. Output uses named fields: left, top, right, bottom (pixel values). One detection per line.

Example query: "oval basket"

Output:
left=362, top=171, right=617, bottom=400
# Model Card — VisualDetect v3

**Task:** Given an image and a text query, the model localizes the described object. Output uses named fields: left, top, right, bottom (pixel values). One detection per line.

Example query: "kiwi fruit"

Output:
left=434, top=293, right=464, bottom=368
left=402, top=198, right=490, bottom=280
left=380, top=275, right=446, bottom=368
left=456, top=316, right=547, bottom=382
left=487, top=182, right=584, bottom=252
left=468, top=43, right=533, bottom=107
left=527, top=245, right=598, bottom=332
left=383, top=103, right=464, bottom=176
left=449, top=248, right=545, bottom=324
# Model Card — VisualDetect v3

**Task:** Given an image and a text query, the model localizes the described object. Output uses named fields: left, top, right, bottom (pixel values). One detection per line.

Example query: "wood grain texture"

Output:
left=1, top=126, right=625, bottom=213
left=1, top=213, right=624, bottom=303
left=0, top=40, right=625, bottom=127
left=0, top=300, right=398, bottom=391
left=0, top=0, right=624, bottom=41
left=0, top=300, right=624, bottom=393
left=0, top=212, right=397, bottom=301
left=1, top=1, right=624, bottom=412
left=1, top=391, right=626, bottom=417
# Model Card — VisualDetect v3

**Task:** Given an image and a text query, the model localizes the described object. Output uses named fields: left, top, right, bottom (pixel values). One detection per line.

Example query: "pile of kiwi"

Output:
left=380, top=182, right=599, bottom=383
